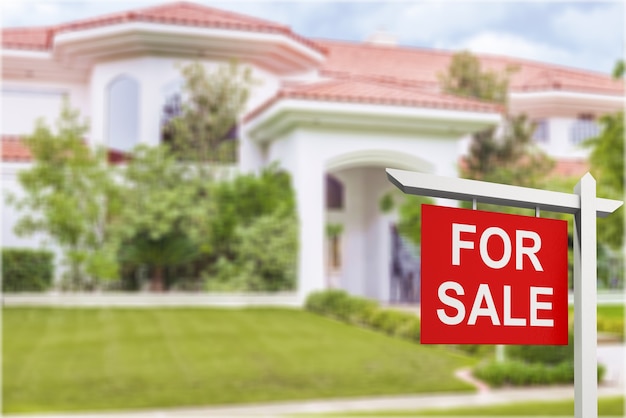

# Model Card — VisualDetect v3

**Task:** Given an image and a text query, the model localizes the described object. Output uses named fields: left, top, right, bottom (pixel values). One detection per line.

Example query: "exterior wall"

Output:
left=535, top=117, right=592, bottom=160
left=2, top=55, right=284, bottom=285
left=265, top=126, right=461, bottom=301
left=89, top=57, right=281, bottom=149
left=2, top=163, right=64, bottom=279
left=2, top=81, right=89, bottom=134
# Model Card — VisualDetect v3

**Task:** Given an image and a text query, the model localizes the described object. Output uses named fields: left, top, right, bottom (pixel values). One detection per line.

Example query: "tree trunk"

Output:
left=151, top=265, right=165, bottom=292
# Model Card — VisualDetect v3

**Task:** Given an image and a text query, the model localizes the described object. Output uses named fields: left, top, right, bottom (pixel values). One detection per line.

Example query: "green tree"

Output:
left=462, top=114, right=554, bottom=189
left=205, top=166, right=298, bottom=291
left=584, top=61, right=624, bottom=250
left=440, top=51, right=554, bottom=192
left=163, top=61, right=255, bottom=164
left=7, top=101, right=121, bottom=288
left=116, top=145, right=208, bottom=291
left=438, top=50, right=517, bottom=106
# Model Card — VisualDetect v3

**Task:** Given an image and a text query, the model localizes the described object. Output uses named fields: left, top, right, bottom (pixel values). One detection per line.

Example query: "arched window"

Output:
left=106, top=76, right=139, bottom=152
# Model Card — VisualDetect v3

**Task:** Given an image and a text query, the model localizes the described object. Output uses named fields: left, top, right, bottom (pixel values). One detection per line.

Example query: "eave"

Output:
left=245, top=99, right=502, bottom=143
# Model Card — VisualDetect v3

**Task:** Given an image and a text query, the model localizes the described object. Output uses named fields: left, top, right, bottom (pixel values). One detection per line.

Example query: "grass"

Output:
left=596, top=305, right=625, bottom=319
left=568, top=305, right=624, bottom=319
left=3, top=307, right=475, bottom=414
left=319, top=396, right=625, bottom=416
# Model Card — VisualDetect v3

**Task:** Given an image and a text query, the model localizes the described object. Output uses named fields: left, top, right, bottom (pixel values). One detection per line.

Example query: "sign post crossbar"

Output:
left=386, top=168, right=623, bottom=418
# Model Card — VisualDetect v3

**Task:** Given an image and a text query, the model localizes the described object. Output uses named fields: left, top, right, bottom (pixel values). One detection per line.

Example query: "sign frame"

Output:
left=386, top=168, right=623, bottom=418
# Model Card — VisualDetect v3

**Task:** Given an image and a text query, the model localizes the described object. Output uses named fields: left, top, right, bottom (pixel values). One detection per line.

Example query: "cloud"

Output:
left=443, top=30, right=617, bottom=73
left=552, top=3, right=624, bottom=52
left=447, top=31, right=571, bottom=63
left=384, top=2, right=508, bottom=45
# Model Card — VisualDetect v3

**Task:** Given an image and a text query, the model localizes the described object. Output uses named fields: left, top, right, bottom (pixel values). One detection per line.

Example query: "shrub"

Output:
left=598, top=317, right=625, bottom=339
left=474, top=359, right=603, bottom=387
left=203, top=166, right=298, bottom=292
left=368, top=309, right=417, bottom=335
left=305, top=290, right=352, bottom=318
left=2, top=248, right=54, bottom=292
left=394, top=316, right=421, bottom=342
left=343, top=296, right=379, bottom=325
left=305, top=290, right=420, bottom=342
left=507, top=331, right=574, bottom=365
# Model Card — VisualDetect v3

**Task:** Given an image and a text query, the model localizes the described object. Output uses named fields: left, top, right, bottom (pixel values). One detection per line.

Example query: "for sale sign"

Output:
left=421, top=204, right=568, bottom=345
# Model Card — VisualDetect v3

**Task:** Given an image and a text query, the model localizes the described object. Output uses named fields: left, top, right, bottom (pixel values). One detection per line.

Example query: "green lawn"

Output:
left=321, top=396, right=625, bottom=416
left=569, top=305, right=624, bottom=319
left=3, top=307, right=475, bottom=414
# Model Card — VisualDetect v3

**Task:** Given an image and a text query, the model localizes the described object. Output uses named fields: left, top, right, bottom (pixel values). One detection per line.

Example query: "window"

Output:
left=532, top=119, right=549, bottom=143
left=570, top=114, right=600, bottom=146
left=106, top=76, right=139, bottom=152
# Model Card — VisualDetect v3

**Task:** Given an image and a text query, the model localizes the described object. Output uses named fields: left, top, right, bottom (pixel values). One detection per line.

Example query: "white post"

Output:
left=574, top=173, right=597, bottom=418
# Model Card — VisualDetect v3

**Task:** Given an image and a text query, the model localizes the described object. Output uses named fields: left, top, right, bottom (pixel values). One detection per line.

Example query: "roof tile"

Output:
left=2, top=136, right=32, bottom=162
left=2, top=2, right=326, bottom=54
left=245, top=77, right=501, bottom=122
left=317, top=40, right=624, bottom=96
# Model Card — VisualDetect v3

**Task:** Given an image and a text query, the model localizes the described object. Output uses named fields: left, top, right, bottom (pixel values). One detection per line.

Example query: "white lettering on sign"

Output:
left=468, top=283, right=500, bottom=325
left=530, top=287, right=554, bottom=327
left=437, top=281, right=466, bottom=325
left=452, top=223, right=476, bottom=266
left=436, top=282, right=554, bottom=327
left=480, top=227, right=511, bottom=269
left=504, top=285, right=526, bottom=326
left=451, top=223, right=544, bottom=271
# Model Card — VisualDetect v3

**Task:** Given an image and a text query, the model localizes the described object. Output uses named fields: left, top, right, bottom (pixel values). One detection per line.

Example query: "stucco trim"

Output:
left=326, top=149, right=434, bottom=173
left=245, top=99, right=501, bottom=143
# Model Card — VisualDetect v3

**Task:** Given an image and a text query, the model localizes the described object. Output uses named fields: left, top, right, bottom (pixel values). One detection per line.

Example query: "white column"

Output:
left=574, top=173, right=597, bottom=418
left=294, top=156, right=325, bottom=302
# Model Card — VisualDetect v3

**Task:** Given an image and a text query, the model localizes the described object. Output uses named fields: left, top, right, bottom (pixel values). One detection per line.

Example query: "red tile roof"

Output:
left=551, top=158, right=589, bottom=178
left=246, top=77, right=501, bottom=122
left=2, top=136, right=32, bottom=162
left=318, top=40, right=624, bottom=96
left=1, top=136, right=129, bottom=164
left=2, top=2, right=325, bottom=54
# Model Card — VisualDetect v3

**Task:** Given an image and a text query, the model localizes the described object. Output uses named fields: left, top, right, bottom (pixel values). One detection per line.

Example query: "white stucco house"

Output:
left=2, top=2, right=623, bottom=301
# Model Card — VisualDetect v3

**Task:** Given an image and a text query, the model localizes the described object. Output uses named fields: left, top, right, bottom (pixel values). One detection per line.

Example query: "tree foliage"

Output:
left=115, top=145, right=209, bottom=291
left=438, top=50, right=517, bottom=106
left=462, top=114, right=554, bottom=189
left=7, top=101, right=121, bottom=287
left=205, top=166, right=298, bottom=291
left=163, top=61, right=255, bottom=164
left=440, top=51, right=554, bottom=193
left=583, top=60, right=624, bottom=250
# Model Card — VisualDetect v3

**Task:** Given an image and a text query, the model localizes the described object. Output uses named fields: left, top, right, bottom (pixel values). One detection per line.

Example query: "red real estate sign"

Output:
left=421, top=204, right=568, bottom=345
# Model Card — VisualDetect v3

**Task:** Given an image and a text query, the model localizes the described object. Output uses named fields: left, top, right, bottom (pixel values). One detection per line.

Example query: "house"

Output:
left=2, top=2, right=623, bottom=300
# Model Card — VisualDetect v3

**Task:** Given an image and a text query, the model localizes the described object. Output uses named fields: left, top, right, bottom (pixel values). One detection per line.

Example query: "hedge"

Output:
left=474, top=360, right=605, bottom=387
left=2, top=248, right=54, bottom=292
left=305, top=289, right=420, bottom=342
left=506, top=332, right=574, bottom=365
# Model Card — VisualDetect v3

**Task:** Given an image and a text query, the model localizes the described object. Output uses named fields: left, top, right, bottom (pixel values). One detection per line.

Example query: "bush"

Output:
left=598, top=317, right=625, bottom=339
left=305, top=290, right=353, bottom=318
left=305, top=290, right=420, bottom=342
left=343, top=296, right=379, bottom=325
left=203, top=166, right=298, bottom=292
left=369, top=309, right=416, bottom=335
left=2, top=248, right=54, bottom=292
left=507, top=331, right=574, bottom=365
left=474, top=359, right=604, bottom=387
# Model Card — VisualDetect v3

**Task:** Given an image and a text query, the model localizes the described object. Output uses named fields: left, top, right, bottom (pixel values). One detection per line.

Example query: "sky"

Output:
left=1, top=0, right=624, bottom=75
